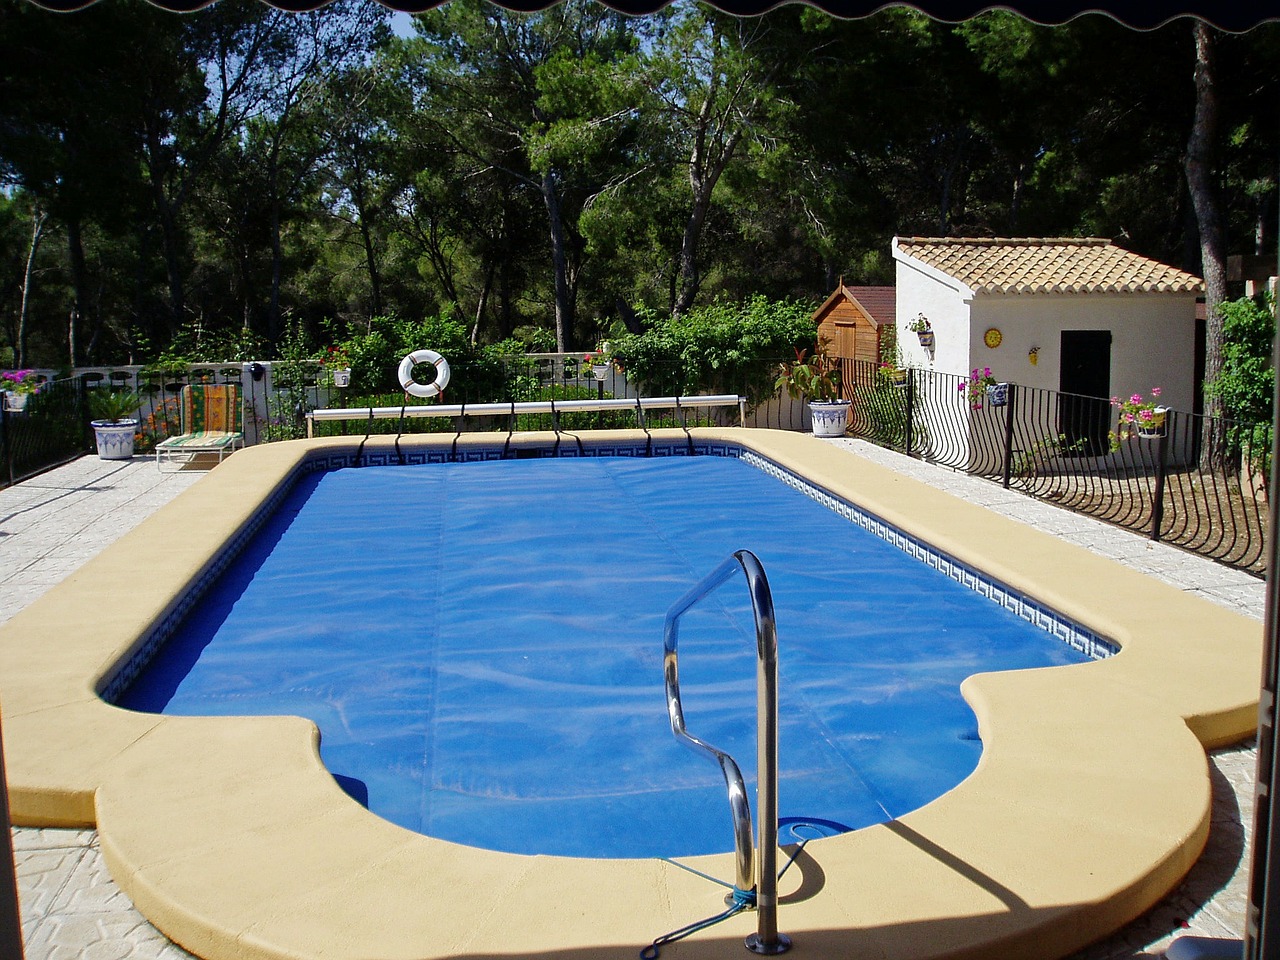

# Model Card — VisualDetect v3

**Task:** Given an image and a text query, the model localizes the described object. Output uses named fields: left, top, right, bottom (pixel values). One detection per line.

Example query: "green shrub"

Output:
left=1208, top=294, right=1274, bottom=426
left=609, top=296, right=817, bottom=405
left=1207, top=294, right=1275, bottom=483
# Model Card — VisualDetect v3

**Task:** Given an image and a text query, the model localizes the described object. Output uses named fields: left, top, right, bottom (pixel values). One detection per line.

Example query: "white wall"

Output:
left=969, top=294, right=1198, bottom=412
left=894, top=257, right=969, bottom=374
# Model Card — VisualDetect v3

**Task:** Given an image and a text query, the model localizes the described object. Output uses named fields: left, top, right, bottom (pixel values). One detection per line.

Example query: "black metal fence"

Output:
left=835, top=358, right=1270, bottom=576
left=1, top=377, right=92, bottom=486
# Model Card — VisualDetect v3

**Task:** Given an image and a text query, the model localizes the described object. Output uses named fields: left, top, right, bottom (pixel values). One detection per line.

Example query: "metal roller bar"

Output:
left=305, top=395, right=746, bottom=436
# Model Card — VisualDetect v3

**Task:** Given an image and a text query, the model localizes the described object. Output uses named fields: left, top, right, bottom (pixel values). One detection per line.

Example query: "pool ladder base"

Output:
left=747, top=932, right=793, bottom=955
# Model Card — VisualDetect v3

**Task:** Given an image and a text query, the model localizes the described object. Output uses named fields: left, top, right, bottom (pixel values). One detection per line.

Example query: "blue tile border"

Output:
left=100, top=437, right=1113, bottom=703
left=738, top=448, right=1118, bottom=661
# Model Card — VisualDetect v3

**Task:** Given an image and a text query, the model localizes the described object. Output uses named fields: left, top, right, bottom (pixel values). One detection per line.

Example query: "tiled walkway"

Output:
left=3, top=442, right=1266, bottom=960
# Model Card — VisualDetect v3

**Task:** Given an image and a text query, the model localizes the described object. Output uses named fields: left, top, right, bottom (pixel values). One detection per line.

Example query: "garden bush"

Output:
left=609, top=296, right=817, bottom=405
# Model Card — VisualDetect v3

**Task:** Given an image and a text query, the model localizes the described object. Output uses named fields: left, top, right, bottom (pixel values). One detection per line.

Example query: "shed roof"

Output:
left=812, top=284, right=896, bottom=327
left=893, top=237, right=1205, bottom=295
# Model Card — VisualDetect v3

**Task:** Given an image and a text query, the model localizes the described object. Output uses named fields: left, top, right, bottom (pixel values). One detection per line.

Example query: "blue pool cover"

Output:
left=117, top=455, right=1089, bottom=859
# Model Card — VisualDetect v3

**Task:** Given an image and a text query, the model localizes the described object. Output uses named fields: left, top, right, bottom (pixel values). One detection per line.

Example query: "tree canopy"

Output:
left=1, top=0, right=1276, bottom=366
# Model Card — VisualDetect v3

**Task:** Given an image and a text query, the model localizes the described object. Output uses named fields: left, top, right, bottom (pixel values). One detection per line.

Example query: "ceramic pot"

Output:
left=809, top=400, right=851, bottom=438
left=91, top=419, right=138, bottom=460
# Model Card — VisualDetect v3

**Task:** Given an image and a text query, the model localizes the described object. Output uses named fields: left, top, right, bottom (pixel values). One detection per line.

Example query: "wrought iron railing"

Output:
left=1, top=378, right=91, bottom=486
left=835, top=358, right=1270, bottom=576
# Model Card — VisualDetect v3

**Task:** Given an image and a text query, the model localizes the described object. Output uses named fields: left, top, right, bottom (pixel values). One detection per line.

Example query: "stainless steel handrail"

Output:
left=662, top=549, right=791, bottom=955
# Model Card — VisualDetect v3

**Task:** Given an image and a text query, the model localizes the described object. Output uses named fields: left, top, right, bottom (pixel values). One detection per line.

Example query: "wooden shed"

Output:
left=812, top=284, right=896, bottom=364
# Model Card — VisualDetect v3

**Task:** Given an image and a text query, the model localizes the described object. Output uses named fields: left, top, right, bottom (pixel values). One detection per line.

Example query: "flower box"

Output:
left=1137, top=408, right=1168, bottom=439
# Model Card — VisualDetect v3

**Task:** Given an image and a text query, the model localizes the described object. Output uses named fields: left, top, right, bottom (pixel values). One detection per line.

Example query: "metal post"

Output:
left=742, top=551, right=790, bottom=956
left=0, top=707, right=28, bottom=960
left=904, top=371, right=914, bottom=456
left=1150, top=411, right=1170, bottom=542
left=1001, top=384, right=1017, bottom=489
left=1, top=400, right=12, bottom=488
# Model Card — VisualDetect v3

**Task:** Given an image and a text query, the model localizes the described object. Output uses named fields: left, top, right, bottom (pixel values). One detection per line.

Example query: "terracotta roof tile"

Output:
left=894, top=237, right=1204, bottom=295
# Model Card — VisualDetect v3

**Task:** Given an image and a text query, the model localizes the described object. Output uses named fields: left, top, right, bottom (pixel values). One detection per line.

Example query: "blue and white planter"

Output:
left=986, top=382, right=1010, bottom=408
left=91, top=419, right=138, bottom=460
left=809, top=400, right=851, bottom=438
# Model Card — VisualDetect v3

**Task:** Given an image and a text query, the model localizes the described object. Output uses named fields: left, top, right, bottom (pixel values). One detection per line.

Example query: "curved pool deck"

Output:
left=0, top=428, right=1262, bottom=960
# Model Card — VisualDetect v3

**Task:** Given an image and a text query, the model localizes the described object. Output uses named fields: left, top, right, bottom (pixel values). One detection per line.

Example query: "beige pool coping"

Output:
left=0, top=429, right=1263, bottom=960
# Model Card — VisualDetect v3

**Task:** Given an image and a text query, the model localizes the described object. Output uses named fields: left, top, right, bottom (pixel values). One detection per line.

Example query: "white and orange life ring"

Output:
left=398, top=349, right=451, bottom=398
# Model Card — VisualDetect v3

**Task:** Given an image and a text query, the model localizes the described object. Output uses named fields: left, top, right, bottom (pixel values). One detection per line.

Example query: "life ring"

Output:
left=398, top=349, right=451, bottom=398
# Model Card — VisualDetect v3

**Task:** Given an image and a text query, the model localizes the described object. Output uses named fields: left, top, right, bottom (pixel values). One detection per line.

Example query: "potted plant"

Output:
left=1108, top=388, right=1167, bottom=449
left=878, top=362, right=908, bottom=389
left=583, top=348, right=613, bottom=381
left=2, top=369, right=40, bottom=412
left=958, top=367, right=998, bottom=409
left=88, top=389, right=142, bottom=460
left=776, top=344, right=849, bottom=437
left=908, top=314, right=935, bottom=351
left=320, top=346, right=353, bottom=388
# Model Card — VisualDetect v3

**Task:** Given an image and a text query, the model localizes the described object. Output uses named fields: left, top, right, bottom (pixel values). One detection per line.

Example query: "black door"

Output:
left=1059, top=330, right=1112, bottom=456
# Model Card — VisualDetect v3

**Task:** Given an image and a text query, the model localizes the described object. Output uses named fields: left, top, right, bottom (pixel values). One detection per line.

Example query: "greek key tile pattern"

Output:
left=101, top=439, right=1112, bottom=703
left=738, top=449, right=1117, bottom=660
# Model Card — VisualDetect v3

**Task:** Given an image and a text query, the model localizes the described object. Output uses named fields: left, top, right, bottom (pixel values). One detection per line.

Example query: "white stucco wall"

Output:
left=968, top=294, right=1198, bottom=412
left=894, top=256, right=968, bottom=372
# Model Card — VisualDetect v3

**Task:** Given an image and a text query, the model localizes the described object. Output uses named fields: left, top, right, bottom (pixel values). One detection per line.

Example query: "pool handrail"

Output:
left=304, top=395, right=747, bottom=436
left=662, top=549, right=791, bottom=956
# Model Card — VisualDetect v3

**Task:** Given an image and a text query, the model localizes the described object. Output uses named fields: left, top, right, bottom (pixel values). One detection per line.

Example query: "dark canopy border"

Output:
left=19, top=0, right=1280, bottom=33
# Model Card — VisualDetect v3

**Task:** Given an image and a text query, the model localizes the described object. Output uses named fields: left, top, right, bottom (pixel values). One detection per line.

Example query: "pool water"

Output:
left=117, top=455, right=1090, bottom=859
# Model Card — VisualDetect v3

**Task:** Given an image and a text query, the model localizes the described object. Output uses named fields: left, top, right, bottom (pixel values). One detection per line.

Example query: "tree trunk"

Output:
left=938, top=127, right=971, bottom=235
left=472, top=261, right=495, bottom=347
left=1184, top=20, right=1232, bottom=474
left=1185, top=20, right=1227, bottom=416
left=1010, top=160, right=1027, bottom=231
left=672, top=75, right=743, bottom=319
left=154, top=191, right=186, bottom=339
left=269, top=200, right=284, bottom=345
left=17, top=209, right=47, bottom=369
left=542, top=168, right=574, bottom=352
left=65, top=217, right=90, bottom=366
left=350, top=163, right=383, bottom=318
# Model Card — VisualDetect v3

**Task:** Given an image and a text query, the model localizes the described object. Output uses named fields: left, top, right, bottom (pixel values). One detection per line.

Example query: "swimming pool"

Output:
left=114, top=454, right=1091, bottom=859
left=0, top=429, right=1261, bottom=960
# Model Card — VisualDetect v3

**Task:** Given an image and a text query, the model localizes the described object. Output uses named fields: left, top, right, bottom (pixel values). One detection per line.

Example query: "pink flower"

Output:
left=1151, top=387, right=1162, bottom=396
left=1130, top=394, right=1143, bottom=404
